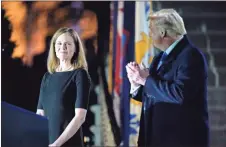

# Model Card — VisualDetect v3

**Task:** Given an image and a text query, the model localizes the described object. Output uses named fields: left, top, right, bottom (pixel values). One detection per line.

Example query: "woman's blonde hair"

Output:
left=47, top=27, right=88, bottom=73
left=149, top=9, right=187, bottom=38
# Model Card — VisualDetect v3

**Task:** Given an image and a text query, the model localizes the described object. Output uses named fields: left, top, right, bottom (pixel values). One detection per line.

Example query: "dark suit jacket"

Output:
left=132, top=35, right=209, bottom=147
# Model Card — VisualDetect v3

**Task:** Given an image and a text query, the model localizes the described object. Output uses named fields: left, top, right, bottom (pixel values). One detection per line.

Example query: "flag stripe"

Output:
left=122, top=2, right=135, bottom=147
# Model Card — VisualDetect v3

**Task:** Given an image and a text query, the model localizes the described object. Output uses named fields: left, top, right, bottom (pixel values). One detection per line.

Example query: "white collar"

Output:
left=165, top=36, right=183, bottom=55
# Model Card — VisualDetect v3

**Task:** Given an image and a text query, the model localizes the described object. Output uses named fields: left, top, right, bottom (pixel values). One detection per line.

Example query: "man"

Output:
left=126, top=9, right=209, bottom=147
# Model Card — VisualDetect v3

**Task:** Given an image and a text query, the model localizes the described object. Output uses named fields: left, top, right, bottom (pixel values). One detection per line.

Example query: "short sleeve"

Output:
left=37, top=73, right=48, bottom=110
left=74, top=69, right=91, bottom=109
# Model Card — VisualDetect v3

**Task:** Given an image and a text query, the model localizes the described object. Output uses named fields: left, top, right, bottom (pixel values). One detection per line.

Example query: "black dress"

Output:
left=37, top=68, right=91, bottom=147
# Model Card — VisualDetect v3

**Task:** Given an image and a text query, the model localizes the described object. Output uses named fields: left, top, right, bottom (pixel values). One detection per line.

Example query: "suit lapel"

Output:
left=149, top=35, right=190, bottom=75
left=149, top=52, right=163, bottom=74
left=157, top=35, right=190, bottom=74
left=157, top=54, right=175, bottom=74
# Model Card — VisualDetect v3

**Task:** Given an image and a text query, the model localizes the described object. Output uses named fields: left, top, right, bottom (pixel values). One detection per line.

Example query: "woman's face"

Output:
left=55, top=32, right=76, bottom=61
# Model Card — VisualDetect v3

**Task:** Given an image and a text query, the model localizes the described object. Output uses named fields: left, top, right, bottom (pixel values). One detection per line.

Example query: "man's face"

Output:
left=149, top=22, right=163, bottom=50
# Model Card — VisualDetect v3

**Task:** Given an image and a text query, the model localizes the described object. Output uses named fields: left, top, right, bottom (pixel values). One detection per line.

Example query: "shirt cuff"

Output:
left=130, top=84, right=141, bottom=94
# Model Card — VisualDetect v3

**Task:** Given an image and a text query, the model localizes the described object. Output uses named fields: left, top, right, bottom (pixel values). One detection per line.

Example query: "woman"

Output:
left=36, top=27, right=91, bottom=147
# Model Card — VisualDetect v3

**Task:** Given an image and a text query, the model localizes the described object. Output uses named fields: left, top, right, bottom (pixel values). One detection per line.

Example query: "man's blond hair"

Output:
left=149, top=9, right=187, bottom=37
left=47, top=27, right=88, bottom=73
